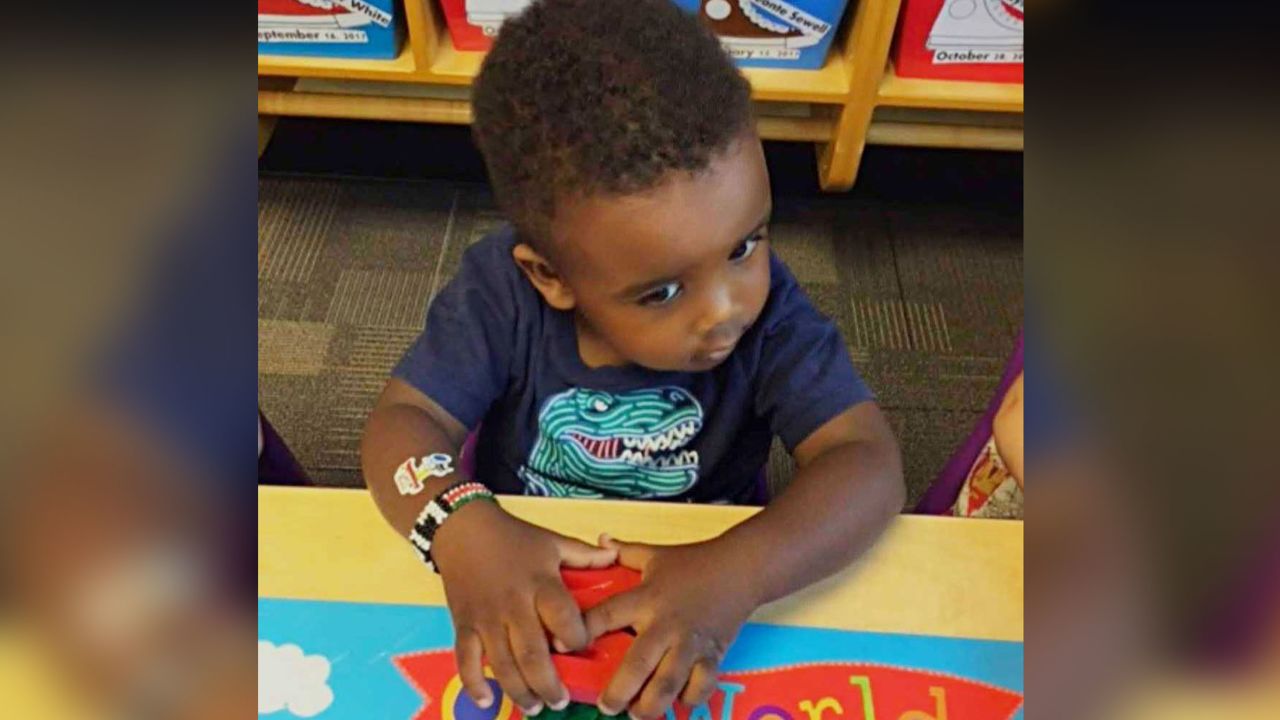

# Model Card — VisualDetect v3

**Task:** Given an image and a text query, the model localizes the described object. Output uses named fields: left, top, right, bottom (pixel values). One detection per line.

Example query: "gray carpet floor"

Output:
left=258, top=175, right=1022, bottom=507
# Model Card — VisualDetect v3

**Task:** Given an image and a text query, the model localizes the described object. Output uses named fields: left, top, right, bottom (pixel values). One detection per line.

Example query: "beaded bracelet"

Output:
left=407, top=480, right=497, bottom=573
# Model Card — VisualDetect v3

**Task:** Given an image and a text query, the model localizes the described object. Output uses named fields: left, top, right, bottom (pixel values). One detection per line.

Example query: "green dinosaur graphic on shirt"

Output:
left=518, top=387, right=703, bottom=498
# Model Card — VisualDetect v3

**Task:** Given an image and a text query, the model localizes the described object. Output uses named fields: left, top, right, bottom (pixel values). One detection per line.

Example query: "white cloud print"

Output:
left=259, top=640, right=335, bottom=717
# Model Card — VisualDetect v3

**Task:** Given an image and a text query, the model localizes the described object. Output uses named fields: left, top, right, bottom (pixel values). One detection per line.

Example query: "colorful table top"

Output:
left=259, top=487, right=1024, bottom=720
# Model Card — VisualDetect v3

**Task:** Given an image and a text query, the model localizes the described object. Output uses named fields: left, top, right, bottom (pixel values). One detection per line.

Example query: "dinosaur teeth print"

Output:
left=619, top=420, right=699, bottom=453
left=572, top=423, right=700, bottom=468
left=519, top=387, right=705, bottom=499
left=617, top=449, right=698, bottom=469
left=576, top=418, right=701, bottom=462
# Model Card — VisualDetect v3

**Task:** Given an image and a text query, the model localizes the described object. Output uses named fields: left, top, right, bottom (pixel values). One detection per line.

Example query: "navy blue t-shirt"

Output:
left=394, top=227, right=871, bottom=503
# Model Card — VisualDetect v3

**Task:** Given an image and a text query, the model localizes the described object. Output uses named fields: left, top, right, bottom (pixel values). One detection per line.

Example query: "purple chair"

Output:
left=459, top=427, right=481, bottom=480
left=914, top=331, right=1023, bottom=514
left=258, top=411, right=311, bottom=486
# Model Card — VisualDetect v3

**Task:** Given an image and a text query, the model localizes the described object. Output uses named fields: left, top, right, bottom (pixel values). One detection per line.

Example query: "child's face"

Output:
left=536, top=133, right=772, bottom=372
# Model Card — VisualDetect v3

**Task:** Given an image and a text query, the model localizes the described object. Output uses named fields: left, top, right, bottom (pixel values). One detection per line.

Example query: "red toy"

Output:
left=553, top=566, right=643, bottom=704
left=393, top=565, right=1025, bottom=720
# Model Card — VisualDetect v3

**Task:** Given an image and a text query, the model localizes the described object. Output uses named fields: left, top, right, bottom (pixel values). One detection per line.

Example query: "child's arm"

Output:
left=362, top=379, right=617, bottom=715
left=583, top=400, right=903, bottom=719
left=993, top=372, right=1024, bottom=487
left=716, top=400, right=903, bottom=602
left=723, top=400, right=902, bottom=597
left=362, top=378, right=471, bottom=535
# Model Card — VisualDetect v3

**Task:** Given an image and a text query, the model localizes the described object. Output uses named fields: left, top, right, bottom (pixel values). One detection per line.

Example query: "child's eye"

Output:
left=638, top=282, right=682, bottom=307
left=729, top=235, right=762, bottom=262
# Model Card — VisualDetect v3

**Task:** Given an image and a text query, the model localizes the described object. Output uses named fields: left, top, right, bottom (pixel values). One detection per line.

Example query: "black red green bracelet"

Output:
left=407, top=481, right=496, bottom=573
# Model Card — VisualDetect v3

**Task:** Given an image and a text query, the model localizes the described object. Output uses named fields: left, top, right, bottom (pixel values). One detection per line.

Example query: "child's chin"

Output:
left=685, top=354, right=730, bottom=372
left=636, top=355, right=720, bottom=373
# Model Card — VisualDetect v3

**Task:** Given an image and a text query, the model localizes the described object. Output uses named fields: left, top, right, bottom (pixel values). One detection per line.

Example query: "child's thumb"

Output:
left=556, top=535, right=618, bottom=568
left=598, top=533, right=657, bottom=570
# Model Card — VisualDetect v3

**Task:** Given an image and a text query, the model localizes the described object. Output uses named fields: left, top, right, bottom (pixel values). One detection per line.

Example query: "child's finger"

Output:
left=556, top=534, right=618, bottom=568
left=582, top=589, right=643, bottom=641
left=631, top=643, right=698, bottom=720
left=598, top=534, right=657, bottom=571
left=454, top=628, right=494, bottom=708
left=507, top=608, right=571, bottom=711
left=480, top=625, right=542, bottom=716
left=535, top=577, right=591, bottom=652
left=679, top=659, right=719, bottom=708
left=597, top=629, right=667, bottom=716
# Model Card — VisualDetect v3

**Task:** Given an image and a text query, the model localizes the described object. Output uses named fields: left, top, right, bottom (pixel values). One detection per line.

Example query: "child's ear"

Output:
left=512, top=243, right=576, bottom=311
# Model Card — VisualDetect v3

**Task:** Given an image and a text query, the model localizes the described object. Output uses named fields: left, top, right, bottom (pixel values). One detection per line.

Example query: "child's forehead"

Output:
left=551, top=137, right=771, bottom=284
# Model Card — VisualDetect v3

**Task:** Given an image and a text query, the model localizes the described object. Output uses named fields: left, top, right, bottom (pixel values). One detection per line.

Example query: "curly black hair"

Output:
left=472, top=0, right=754, bottom=247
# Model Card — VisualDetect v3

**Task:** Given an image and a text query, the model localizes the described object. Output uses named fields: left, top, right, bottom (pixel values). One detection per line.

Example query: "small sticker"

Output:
left=420, top=453, right=455, bottom=477
left=394, top=453, right=456, bottom=495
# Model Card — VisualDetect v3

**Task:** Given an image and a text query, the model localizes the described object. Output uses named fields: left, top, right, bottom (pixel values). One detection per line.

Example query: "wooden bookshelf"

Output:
left=258, top=0, right=1023, bottom=190
left=878, top=64, right=1023, bottom=113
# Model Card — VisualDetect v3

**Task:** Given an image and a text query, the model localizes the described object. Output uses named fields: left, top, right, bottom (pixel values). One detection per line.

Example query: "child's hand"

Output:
left=432, top=503, right=618, bottom=715
left=583, top=534, right=759, bottom=720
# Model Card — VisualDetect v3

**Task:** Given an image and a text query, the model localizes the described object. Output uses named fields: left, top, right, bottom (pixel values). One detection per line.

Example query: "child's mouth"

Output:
left=694, top=323, right=751, bottom=365
left=693, top=342, right=736, bottom=365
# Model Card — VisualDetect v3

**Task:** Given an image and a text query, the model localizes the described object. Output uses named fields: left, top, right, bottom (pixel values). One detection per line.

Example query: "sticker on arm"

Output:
left=394, top=453, right=456, bottom=495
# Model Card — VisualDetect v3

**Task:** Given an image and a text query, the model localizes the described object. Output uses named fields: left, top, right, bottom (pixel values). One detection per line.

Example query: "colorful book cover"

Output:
left=259, top=598, right=1023, bottom=719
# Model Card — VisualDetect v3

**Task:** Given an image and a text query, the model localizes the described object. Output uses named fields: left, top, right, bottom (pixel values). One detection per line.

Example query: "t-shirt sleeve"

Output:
left=392, top=238, right=519, bottom=430
left=754, top=255, right=873, bottom=452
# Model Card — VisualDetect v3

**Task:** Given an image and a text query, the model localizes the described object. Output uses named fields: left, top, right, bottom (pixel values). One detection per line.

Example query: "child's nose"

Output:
left=696, top=284, right=736, bottom=336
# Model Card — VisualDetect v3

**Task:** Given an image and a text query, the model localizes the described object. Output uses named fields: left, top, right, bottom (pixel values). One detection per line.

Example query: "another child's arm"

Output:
left=993, top=372, right=1024, bottom=487
left=584, top=400, right=903, bottom=719
left=362, top=378, right=616, bottom=715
